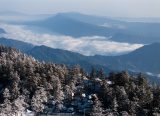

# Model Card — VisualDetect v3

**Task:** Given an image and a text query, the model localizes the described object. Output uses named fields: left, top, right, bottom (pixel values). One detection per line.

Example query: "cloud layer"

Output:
left=0, top=24, right=143, bottom=56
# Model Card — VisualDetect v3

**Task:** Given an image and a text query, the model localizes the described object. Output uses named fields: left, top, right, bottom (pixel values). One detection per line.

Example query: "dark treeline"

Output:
left=0, top=44, right=160, bottom=116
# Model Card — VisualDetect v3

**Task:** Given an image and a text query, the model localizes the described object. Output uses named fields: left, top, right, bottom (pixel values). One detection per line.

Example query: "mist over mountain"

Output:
left=1, top=0, right=160, bottom=115
left=1, top=12, right=160, bottom=77
left=8, top=12, right=160, bottom=45
left=0, top=23, right=143, bottom=56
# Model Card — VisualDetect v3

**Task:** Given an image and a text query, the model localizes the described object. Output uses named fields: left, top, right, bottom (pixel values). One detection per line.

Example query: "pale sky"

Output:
left=0, top=0, right=160, bottom=17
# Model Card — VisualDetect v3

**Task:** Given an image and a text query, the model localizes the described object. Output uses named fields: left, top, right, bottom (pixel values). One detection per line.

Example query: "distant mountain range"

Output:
left=0, top=37, right=160, bottom=83
left=24, top=13, right=117, bottom=37
left=11, top=12, right=160, bottom=44
left=0, top=11, right=54, bottom=21
left=27, top=42, right=160, bottom=75
left=54, top=12, right=126, bottom=27
left=90, top=43, right=160, bottom=74
left=1, top=12, right=160, bottom=83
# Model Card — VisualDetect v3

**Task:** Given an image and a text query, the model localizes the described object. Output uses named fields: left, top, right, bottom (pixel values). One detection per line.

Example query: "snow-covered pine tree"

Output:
left=31, top=86, right=47, bottom=116
left=91, top=96, right=103, bottom=116
left=12, top=95, right=28, bottom=116
left=0, top=88, right=12, bottom=116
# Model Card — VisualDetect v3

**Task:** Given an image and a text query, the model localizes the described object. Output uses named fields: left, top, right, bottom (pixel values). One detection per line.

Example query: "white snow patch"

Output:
left=11, top=110, right=34, bottom=116
left=146, top=72, right=154, bottom=76
left=157, top=74, right=160, bottom=78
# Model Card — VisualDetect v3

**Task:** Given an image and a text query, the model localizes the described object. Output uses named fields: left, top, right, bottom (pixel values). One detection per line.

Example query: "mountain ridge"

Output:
left=26, top=14, right=117, bottom=37
left=12, top=12, right=160, bottom=44
left=0, top=37, right=159, bottom=83
left=0, top=37, right=34, bottom=53
left=90, top=42, right=160, bottom=74
left=26, top=43, right=160, bottom=83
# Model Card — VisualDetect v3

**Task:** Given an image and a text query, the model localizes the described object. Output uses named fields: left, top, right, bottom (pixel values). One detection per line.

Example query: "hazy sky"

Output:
left=0, top=0, right=160, bottom=17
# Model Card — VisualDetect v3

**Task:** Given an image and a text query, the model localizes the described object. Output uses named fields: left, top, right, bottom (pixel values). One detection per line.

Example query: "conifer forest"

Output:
left=0, top=45, right=159, bottom=116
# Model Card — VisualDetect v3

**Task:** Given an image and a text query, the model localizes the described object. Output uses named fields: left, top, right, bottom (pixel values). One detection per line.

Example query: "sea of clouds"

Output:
left=0, top=24, right=143, bottom=56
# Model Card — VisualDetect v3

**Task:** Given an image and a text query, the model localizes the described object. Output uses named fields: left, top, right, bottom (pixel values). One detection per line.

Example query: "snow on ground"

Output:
left=13, top=110, right=34, bottom=116
left=23, top=110, right=34, bottom=116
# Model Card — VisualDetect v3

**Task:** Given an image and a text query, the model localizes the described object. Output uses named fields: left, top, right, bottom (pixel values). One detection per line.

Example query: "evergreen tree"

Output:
left=108, top=71, right=116, bottom=82
left=90, top=66, right=96, bottom=93
left=0, top=88, right=12, bottom=116
left=31, top=87, right=47, bottom=116
left=99, top=68, right=105, bottom=80
left=12, top=95, right=28, bottom=116
left=0, top=99, right=12, bottom=116
left=91, top=96, right=103, bottom=116
left=111, top=97, right=118, bottom=112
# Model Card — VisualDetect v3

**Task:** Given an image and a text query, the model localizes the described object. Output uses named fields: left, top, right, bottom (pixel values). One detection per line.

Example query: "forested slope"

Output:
left=0, top=45, right=160, bottom=115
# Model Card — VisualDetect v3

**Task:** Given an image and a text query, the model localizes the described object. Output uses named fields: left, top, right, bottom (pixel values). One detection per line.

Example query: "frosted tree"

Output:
left=44, top=82, right=53, bottom=103
left=0, top=88, right=12, bottom=116
left=22, top=88, right=30, bottom=103
left=70, top=64, right=81, bottom=84
left=91, top=96, right=103, bottom=116
left=8, top=71, right=20, bottom=100
left=72, top=64, right=80, bottom=77
left=120, top=111, right=129, bottom=116
left=128, top=100, right=139, bottom=116
left=80, top=67, right=87, bottom=77
left=104, top=112, right=114, bottom=116
left=12, top=95, right=28, bottom=116
left=99, top=68, right=105, bottom=80
left=152, top=81, right=157, bottom=91
left=0, top=99, right=12, bottom=116
left=90, top=66, right=96, bottom=93
left=69, top=81, right=76, bottom=91
left=3, top=88, right=11, bottom=100
left=51, top=77, right=63, bottom=103
left=65, top=85, right=73, bottom=100
left=31, top=86, right=47, bottom=116
left=111, top=97, right=118, bottom=112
